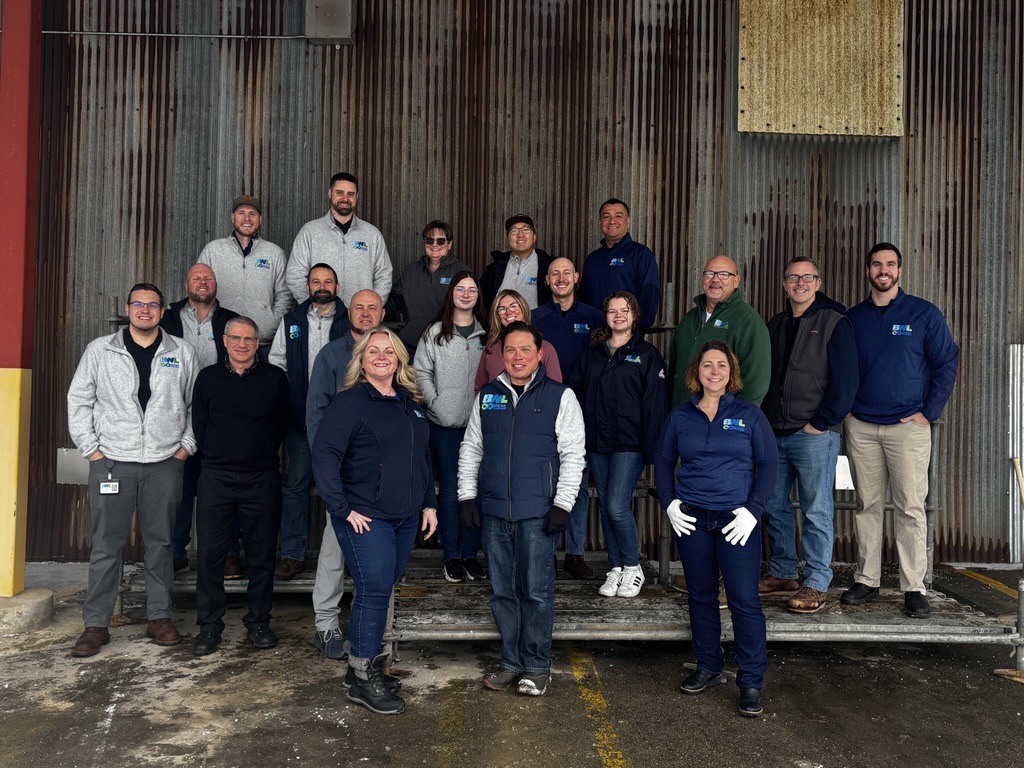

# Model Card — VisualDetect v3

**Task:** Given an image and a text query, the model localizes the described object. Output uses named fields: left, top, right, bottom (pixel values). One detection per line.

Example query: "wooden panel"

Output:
left=738, top=0, right=904, bottom=135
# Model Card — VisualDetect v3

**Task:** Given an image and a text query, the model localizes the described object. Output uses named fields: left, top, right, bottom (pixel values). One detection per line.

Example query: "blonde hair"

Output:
left=342, top=326, right=422, bottom=401
left=486, top=290, right=532, bottom=347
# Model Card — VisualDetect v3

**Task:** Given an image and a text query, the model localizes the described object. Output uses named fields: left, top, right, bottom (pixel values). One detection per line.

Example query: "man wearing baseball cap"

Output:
left=479, top=214, right=555, bottom=313
left=197, top=195, right=292, bottom=346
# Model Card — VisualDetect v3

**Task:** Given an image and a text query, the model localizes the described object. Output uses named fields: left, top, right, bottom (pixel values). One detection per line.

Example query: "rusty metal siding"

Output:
left=28, top=0, right=1024, bottom=564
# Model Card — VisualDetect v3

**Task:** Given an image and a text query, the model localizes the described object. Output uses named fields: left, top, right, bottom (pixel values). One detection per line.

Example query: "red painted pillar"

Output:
left=0, top=0, right=43, bottom=596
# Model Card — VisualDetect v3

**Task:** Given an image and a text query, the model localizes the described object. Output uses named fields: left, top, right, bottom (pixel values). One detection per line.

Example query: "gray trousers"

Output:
left=312, top=519, right=347, bottom=632
left=83, top=456, right=184, bottom=627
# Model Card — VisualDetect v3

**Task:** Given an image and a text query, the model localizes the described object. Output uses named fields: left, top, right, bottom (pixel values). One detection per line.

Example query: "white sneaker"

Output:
left=599, top=567, right=623, bottom=597
left=617, top=565, right=645, bottom=597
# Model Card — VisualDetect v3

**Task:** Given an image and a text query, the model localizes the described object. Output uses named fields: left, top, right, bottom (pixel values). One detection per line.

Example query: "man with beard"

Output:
left=287, top=173, right=392, bottom=307
left=269, top=264, right=350, bottom=581
left=197, top=195, right=291, bottom=346
left=532, top=257, right=604, bottom=579
left=840, top=243, right=959, bottom=620
left=480, top=214, right=554, bottom=312
left=160, top=263, right=242, bottom=577
left=304, top=288, right=385, bottom=659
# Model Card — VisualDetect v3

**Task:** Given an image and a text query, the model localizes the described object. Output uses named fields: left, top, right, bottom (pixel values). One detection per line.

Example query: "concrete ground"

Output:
left=2, top=562, right=1023, bottom=768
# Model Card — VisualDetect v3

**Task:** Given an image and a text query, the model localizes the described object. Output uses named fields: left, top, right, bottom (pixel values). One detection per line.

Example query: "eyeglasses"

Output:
left=783, top=274, right=820, bottom=284
left=129, top=301, right=162, bottom=310
left=226, top=335, right=259, bottom=345
left=508, top=227, right=533, bottom=236
left=454, top=286, right=479, bottom=295
left=496, top=305, right=521, bottom=317
left=702, top=270, right=737, bottom=280
left=424, top=237, right=449, bottom=246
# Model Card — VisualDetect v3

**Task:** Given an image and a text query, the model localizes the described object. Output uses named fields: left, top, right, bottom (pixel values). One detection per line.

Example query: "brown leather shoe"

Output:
left=274, top=557, right=306, bottom=580
left=787, top=586, right=828, bottom=614
left=563, top=554, right=596, bottom=580
left=718, top=580, right=728, bottom=610
left=669, top=575, right=688, bottom=594
left=72, top=626, right=110, bottom=657
left=224, top=554, right=244, bottom=580
left=146, top=619, right=182, bottom=646
left=758, top=574, right=800, bottom=594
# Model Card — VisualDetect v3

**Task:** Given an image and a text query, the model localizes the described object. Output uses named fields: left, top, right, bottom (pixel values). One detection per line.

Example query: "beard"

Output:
left=188, top=289, right=214, bottom=305
left=312, top=289, right=335, bottom=304
left=331, top=200, right=353, bottom=218
left=870, top=273, right=899, bottom=292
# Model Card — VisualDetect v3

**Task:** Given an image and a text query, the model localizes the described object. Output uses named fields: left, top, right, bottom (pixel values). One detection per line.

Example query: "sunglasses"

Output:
left=424, top=237, right=449, bottom=246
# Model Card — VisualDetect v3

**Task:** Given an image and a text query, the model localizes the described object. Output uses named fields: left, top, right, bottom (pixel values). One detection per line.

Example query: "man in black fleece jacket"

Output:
left=191, top=316, right=290, bottom=656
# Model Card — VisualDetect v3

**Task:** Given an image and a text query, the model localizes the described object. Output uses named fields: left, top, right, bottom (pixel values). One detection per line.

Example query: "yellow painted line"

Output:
left=960, top=569, right=1020, bottom=600
left=0, top=368, right=31, bottom=597
left=567, top=645, right=629, bottom=768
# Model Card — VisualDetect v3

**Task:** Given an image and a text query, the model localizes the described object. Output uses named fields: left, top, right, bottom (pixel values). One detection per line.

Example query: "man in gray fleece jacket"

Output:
left=286, top=173, right=393, bottom=307
left=197, top=195, right=292, bottom=345
left=67, top=283, right=199, bottom=658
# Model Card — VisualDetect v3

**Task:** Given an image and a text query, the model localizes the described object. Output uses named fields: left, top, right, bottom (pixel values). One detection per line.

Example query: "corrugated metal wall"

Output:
left=28, top=0, right=1024, bottom=563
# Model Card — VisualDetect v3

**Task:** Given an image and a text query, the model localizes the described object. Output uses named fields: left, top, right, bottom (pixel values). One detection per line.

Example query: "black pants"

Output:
left=196, top=467, right=282, bottom=635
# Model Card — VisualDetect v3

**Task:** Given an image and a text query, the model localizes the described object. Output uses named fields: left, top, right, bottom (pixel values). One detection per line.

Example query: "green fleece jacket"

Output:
left=669, top=292, right=770, bottom=406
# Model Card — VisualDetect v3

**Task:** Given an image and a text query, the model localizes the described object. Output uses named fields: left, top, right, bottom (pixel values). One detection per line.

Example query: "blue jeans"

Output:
left=333, top=512, right=419, bottom=659
left=430, top=422, right=482, bottom=560
left=280, top=429, right=312, bottom=560
left=588, top=451, right=644, bottom=569
left=563, top=463, right=590, bottom=556
left=173, top=453, right=240, bottom=559
left=764, top=429, right=840, bottom=592
left=676, top=507, right=766, bottom=689
left=482, top=515, right=559, bottom=674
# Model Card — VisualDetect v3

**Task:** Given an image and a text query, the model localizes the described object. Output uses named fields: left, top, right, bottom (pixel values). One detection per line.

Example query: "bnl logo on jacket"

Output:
left=892, top=324, right=914, bottom=337
left=354, top=241, right=368, bottom=251
left=440, top=277, right=452, bottom=284
left=610, top=257, right=626, bottom=266
left=625, top=354, right=642, bottom=364
left=722, top=418, right=748, bottom=432
left=254, top=258, right=271, bottom=270
left=481, top=394, right=509, bottom=411
left=288, top=324, right=302, bottom=340
left=573, top=323, right=591, bottom=334
left=713, top=318, right=731, bottom=329
left=158, top=356, right=181, bottom=369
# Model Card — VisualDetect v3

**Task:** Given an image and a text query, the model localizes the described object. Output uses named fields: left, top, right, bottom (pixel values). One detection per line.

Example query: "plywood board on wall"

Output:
left=738, top=0, right=904, bottom=136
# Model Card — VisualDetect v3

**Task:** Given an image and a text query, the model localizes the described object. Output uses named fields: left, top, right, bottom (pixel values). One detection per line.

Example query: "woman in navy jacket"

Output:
left=654, top=340, right=778, bottom=718
left=570, top=291, right=667, bottom=599
left=311, top=326, right=438, bottom=716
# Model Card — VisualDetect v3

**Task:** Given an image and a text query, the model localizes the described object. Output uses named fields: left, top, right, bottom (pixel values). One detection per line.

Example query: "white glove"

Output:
left=722, top=506, right=757, bottom=547
left=666, top=500, right=697, bottom=536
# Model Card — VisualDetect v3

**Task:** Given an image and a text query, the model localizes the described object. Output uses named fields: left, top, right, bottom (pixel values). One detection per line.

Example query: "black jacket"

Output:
left=160, top=298, right=239, bottom=366
left=479, top=248, right=555, bottom=313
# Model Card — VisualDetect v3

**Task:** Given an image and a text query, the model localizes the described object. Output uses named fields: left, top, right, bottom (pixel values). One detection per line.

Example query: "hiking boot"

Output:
left=482, top=668, right=521, bottom=691
left=312, top=627, right=346, bottom=660
left=788, top=587, right=828, bottom=614
left=758, top=574, right=800, bottom=594
left=442, top=559, right=466, bottom=583
left=224, top=553, right=244, bottom=579
left=344, top=664, right=402, bottom=693
left=145, top=618, right=182, bottom=646
left=669, top=574, right=688, bottom=593
left=564, top=554, right=595, bottom=580
left=617, top=565, right=645, bottom=597
left=904, top=591, right=931, bottom=619
left=680, top=668, right=723, bottom=695
left=516, top=672, right=549, bottom=696
left=248, top=624, right=278, bottom=649
left=274, top=557, right=304, bottom=580
left=598, top=567, right=623, bottom=597
left=72, top=627, right=110, bottom=658
left=840, top=582, right=880, bottom=605
left=193, top=631, right=221, bottom=656
left=739, top=687, right=763, bottom=717
left=347, top=653, right=406, bottom=715
left=462, top=557, right=487, bottom=581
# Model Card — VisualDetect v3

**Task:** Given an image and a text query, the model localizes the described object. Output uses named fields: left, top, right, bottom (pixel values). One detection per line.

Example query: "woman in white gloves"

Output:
left=653, top=340, right=778, bottom=717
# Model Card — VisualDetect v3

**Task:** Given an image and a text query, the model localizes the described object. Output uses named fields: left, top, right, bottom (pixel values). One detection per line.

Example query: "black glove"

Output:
left=544, top=505, right=570, bottom=535
left=460, top=499, right=481, bottom=531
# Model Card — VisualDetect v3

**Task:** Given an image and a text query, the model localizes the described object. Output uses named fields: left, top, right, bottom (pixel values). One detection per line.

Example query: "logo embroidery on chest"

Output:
left=288, top=324, right=302, bottom=340
left=480, top=394, right=509, bottom=411
left=206, top=331, right=214, bottom=340
left=254, top=257, right=271, bottom=270
left=891, top=324, right=913, bottom=337
left=610, top=257, right=626, bottom=266
left=158, top=356, right=180, bottom=369
left=713, top=319, right=731, bottom=329
left=440, top=277, right=452, bottom=285
left=624, top=354, right=642, bottom=364
left=354, top=241, right=369, bottom=251
left=526, top=276, right=538, bottom=285
left=573, top=323, right=591, bottom=334
left=722, top=418, right=748, bottom=432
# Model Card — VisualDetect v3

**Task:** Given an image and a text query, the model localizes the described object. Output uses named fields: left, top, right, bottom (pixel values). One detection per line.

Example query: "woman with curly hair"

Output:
left=311, top=326, right=438, bottom=716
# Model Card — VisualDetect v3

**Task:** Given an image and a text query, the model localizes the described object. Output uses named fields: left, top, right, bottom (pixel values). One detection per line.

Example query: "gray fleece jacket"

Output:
left=413, top=321, right=487, bottom=428
left=287, top=213, right=393, bottom=307
left=67, top=329, right=198, bottom=462
left=197, top=235, right=292, bottom=344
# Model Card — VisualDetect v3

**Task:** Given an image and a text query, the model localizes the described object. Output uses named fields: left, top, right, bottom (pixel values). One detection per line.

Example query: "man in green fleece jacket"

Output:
left=668, top=255, right=770, bottom=407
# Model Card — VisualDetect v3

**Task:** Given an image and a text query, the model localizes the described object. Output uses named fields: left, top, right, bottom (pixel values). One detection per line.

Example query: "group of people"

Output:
left=66, top=170, right=960, bottom=720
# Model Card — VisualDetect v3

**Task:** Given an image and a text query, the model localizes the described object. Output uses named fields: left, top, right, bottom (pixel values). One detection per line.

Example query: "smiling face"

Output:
left=423, top=227, right=453, bottom=261
left=502, top=330, right=543, bottom=386
left=507, top=223, right=537, bottom=258
left=496, top=294, right=524, bottom=327
left=546, top=257, right=578, bottom=301
left=231, top=204, right=262, bottom=239
left=867, top=248, right=901, bottom=295
left=348, top=290, right=384, bottom=336
left=307, top=266, right=338, bottom=305
left=224, top=319, right=259, bottom=370
left=599, top=202, right=631, bottom=247
left=361, top=331, right=398, bottom=388
left=453, top=276, right=479, bottom=312
left=783, top=260, right=820, bottom=312
left=329, top=180, right=358, bottom=221
left=698, top=348, right=731, bottom=397
left=606, top=296, right=632, bottom=335
left=126, top=289, right=164, bottom=332
left=186, top=263, right=217, bottom=306
left=702, top=255, right=740, bottom=311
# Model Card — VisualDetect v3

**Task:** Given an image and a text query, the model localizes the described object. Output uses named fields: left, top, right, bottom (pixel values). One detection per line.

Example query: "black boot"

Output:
left=347, top=653, right=406, bottom=715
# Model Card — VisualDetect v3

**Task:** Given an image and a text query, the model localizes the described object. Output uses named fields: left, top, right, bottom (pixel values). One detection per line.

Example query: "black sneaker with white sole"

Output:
left=462, top=557, right=487, bottom=581
left=443, top=559, right=466, bottom=583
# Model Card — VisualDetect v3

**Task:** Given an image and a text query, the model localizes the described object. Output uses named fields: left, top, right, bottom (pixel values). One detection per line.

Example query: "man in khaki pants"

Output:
left=840, top=243, right=959, bottom=619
